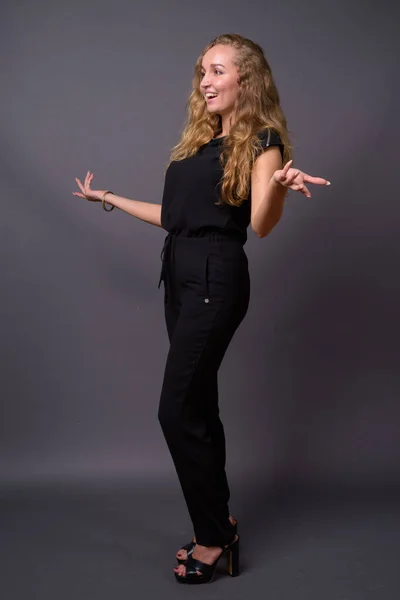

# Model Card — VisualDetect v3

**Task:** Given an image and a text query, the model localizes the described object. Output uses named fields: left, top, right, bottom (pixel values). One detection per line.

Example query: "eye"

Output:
left=200, top=69, right=222, bottom=77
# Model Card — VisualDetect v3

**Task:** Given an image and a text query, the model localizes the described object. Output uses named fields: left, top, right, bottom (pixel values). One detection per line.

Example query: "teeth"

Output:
left=206, top=93, right=217, bottom=98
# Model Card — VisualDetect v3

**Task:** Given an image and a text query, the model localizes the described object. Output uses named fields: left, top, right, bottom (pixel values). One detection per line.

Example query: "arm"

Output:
left=250, top=150, right=331, bottom=238
left=73, top=172, right=163, bottom=228
left=102, top=192, right=162, bottom=228
left=250, top=147, right=286, bottom=238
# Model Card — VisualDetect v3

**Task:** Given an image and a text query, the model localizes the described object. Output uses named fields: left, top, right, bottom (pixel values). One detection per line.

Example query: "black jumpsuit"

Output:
left=157, top=129, right=284, bottom=547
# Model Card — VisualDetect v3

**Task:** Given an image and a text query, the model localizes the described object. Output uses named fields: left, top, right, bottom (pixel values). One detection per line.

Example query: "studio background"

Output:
left=1, top=0, right=399, bottom=493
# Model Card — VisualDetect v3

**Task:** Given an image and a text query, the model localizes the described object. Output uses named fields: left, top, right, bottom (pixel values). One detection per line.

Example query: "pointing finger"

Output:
left=303, top=174, right=331, bottom=185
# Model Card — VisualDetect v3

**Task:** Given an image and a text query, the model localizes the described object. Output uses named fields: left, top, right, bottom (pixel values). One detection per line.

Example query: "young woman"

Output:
left=73, top=33, right=330, bottom=585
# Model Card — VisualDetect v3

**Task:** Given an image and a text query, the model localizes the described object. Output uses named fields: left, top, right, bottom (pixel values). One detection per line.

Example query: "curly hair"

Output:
left=165, top=33, right=293, bottom=207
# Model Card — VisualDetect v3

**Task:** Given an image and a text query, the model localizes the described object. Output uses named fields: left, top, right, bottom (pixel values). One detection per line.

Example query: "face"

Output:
left=200, top=44, right=240, bottom=118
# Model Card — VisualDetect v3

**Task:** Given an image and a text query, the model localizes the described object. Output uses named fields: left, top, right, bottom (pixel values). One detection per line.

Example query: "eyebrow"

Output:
left=200, top=63, right=225, bottom=70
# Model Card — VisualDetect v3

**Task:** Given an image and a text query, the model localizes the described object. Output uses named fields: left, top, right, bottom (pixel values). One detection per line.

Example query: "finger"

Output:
left=85, top=171, right=93, bottom=188
left=85, top=173, right=93, bottom=193
left=282, top=159, right=293, bottom=176
left=277, top=167, right=297, bottom=184
left=295, top=183, right=311, bottom=197
left=75, top=177, right=85, bottom=193
left=302, top=174, right=331, bottom=185
left=72, top=192, right=86, bottom=199
left=286, top=170, right=301, bottom=184
left=275, top=173, right=287, bottom=184
left=278, top=162, right=292, bottom=180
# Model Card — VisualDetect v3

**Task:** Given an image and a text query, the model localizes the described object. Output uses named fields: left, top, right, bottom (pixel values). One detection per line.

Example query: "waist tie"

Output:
left=157, top=230, right=244, bottom=290
left=158, top=232, right=176, bottom=289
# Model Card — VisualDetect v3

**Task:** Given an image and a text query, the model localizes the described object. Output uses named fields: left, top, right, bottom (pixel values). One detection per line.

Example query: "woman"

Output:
left=73, top=33, right=330, bottom=585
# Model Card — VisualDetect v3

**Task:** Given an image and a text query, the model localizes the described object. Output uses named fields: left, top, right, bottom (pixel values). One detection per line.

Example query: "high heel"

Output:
left=176, top=518, right=238, bottom=565
left=174, top=534, right=240, bottom=584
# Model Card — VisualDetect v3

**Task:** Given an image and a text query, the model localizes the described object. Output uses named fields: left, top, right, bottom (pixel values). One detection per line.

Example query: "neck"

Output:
left=219, top=112, right=234, bottom=137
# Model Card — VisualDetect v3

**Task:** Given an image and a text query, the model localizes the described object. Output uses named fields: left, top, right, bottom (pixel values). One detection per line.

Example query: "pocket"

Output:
left=203, top=244, right=227, bottom=304
left=204, top=253, right=210, bottom=301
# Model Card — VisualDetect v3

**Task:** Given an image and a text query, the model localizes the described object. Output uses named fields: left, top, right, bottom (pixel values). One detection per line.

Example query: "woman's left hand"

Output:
left=273, top=160, right=331, bottom=198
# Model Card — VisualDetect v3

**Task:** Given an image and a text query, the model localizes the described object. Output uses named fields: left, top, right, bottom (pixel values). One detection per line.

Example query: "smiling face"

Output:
left=200, top=44, right=241, bottom=121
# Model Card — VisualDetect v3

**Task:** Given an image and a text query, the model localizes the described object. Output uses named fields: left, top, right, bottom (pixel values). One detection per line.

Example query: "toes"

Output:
left=174, top=565, right=186, bottom=577
left=174, top=564, right=203, bottom=578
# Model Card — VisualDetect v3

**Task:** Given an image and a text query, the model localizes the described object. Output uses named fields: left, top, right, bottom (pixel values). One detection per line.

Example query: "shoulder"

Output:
left=251, top=128, right=284, bottom=185
left=255, top=128, right=284, bottom=155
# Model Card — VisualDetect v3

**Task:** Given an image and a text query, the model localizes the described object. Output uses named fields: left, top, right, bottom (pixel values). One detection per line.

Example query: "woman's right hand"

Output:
left=73, top=171, right=106, bottom=203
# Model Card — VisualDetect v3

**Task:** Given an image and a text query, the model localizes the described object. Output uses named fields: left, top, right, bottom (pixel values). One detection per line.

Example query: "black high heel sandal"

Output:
left=174, top=534, right=240, bottom=584
left=176, top=519, right=238, bottom=565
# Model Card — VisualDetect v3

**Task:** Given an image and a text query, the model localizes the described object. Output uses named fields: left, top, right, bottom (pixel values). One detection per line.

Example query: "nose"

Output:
left=201, top=72, right=211, bottom=89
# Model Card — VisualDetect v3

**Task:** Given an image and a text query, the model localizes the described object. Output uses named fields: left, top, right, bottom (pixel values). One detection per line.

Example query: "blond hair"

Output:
left=166, top=33, right=293, bottom=207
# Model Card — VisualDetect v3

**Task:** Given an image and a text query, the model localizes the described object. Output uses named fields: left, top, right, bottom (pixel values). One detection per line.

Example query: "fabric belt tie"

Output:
left=157, top=230, right=244, bottom=291
left=158, top=232, right=176, bottom=289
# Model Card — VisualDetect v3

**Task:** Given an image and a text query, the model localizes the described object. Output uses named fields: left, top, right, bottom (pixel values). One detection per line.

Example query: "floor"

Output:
left=0, top=479, right=398, bottom=599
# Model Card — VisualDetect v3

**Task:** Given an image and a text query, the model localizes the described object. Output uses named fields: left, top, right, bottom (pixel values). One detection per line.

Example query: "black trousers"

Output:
left=157, top=231, right=250, bottom=547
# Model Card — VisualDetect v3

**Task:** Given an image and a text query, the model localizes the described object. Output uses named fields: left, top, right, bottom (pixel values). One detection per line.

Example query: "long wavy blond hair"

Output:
left=165, top=33, right=293, bottom=207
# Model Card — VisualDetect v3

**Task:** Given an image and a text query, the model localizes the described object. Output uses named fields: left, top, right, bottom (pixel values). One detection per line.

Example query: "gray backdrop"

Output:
left=1, top=0, right=399, bottom=491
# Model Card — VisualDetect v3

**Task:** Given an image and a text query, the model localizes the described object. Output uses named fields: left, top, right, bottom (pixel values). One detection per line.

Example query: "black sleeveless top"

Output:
left=161, top=128, right=284, bottom=244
